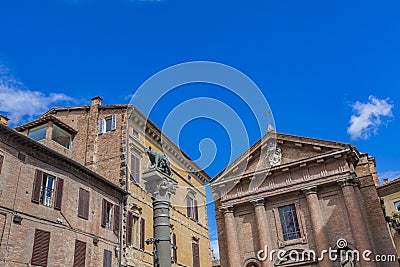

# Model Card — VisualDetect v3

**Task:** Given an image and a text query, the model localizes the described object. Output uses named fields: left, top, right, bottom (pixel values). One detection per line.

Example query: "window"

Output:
left=130, top=153, right=140, bottom=184
left=192, top=240, right=200, bottom=267
left=52, top=124, right=72, bottom=149
left=31, top=170, right=64, bottom=209
left=278, top=204, right=301, bottom=241
left=172, top=233, right=177, bottom=262
left=73, top=240, right=86, bottom=267
left=100, top=200, right=119, bottom=232
left=187, top=195, right=199, bottom=222
left=103, top=249, right=112, bottom=267
left=0, top=154, right=3, bottom=174
left=78, top=188, right=90, bottom=220
left=188, top=175, right=192, bottom=183
left=132, top=129, right=139, bottom=138
left=31, top=229, right=50, bottom=266
left=140, top=218, right=145, bottom=250
left=98, top=115, right=116, bottom=134
left=28, top=124, right=47, bottom=141
left=395, top=201, right=400, bottom=211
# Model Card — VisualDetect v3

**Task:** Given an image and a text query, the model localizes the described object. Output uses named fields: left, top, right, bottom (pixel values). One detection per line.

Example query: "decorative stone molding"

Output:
left=219, top=205, right=234, bottom=214
left=337, top=177, right=360, bottom=188
left=250, top=197, right=265, bottom=207
left=301, top=185, right=318, bottom=195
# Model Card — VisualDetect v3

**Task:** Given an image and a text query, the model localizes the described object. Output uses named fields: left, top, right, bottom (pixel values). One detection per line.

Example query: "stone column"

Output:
left=143, top=169, right=178, bottom=267
left=337, top=177, right=375, bottom=267
left=220, top=205, right=241, bottom=267
left=301, top=185, right=333, bottom=267
left=250, top=198, right=270, bottom=267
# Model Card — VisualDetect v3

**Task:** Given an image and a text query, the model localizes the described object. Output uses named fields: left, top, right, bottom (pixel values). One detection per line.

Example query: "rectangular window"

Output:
left=32, top=170, right=63, bottom=209
left=140, top=218, right=145, bottom=250
left=278, top=204, right=301, bottom=241
left=101, top=199, right=113, bottom=229
left=132, top=129, right=139, bottom=138
left=395, top=201, right=400, bottom=211
left=133, top=216, right=138, bottom=247
left=98, top=115, right=116, bottom=134
left=172, top=233, right=177, bottom=263
left=28, top=124, right=47, bottom=141
left=187, top=196, right=199, bottom=222
left=31, top=229, right=50, bottom=267
left=52, top=124, right=72, bottom=149
left=78, top=188, right=90, bottom=220
left=130, top=153, right=140, bottom=184
left=0, top=154, right=3, bottom=174
left=73, top=240, right=86, bottom=267
left=103, top=249, right=112, bottom=267
left=126, top=211, right=133, bottom=246
left=192, top=241, right=200, bottom=267
left=113, top=205, right=120, bottom=234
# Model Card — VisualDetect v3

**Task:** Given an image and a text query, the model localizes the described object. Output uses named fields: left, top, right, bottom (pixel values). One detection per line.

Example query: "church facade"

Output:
left=211, top=130, right=397, bottom=267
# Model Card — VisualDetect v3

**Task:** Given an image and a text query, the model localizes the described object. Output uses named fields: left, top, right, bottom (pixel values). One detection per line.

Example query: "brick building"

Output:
left=0, top=122, right=127, bottom=266
left=14, top=97, right=212, bottom=267
left=211, top=130, right=397, bottom=267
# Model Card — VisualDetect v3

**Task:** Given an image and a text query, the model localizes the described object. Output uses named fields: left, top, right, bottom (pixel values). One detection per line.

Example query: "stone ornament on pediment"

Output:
left=263, top=144, right=282, bottom=167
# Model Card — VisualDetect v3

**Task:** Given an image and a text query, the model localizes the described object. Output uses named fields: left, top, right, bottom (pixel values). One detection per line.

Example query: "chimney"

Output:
left=383, top=178, right=389, bottom=185
left=91, top=96, right=102, bottom=106
left=0, top=115, right=10, bottom=125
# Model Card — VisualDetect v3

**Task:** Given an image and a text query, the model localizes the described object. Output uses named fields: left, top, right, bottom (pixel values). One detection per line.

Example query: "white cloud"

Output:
left=347, top=95, right=393, bottom=140
left=210, top=239, right=220, bottom=260
left=0, top=64, right=74, bottom=126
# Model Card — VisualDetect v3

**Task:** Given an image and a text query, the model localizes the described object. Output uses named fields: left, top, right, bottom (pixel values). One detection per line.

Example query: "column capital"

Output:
left=250, top=197, right=265, bottom=207
left=337, top=177, right=360, bottom=188
left=301, top=185, right=318, bottom=195
left=219, top=205, right=234, bottom=214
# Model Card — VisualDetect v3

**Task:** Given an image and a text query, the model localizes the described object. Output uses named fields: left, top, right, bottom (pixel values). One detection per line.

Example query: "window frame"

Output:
left=278, top=204, right=301, bottom=241
left=98, top=114, right=116, bottom=134
left=51, top=124, right=72, bottom=150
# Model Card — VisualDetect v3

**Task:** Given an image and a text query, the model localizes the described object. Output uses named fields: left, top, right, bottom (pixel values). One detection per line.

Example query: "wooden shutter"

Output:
left=194, top=199, right=199, bottom=222
left=130, top=154, right=140, bottom=183
left=113, top=205, right=120, bottom=234
left=140, top=218, right=145, bottom=250
left=111, top=114, right=116, bottom=131
left=126, top=211, right=133, bottom=245
left=103, top=249, right=112, bottom=267
left=32, top=170, right=43, bottom=204
left=73, top=240, right=86, bottom=267
left=54, top=178, right=64, bottom=210
left=187, top=196, right=191, bottom=217
left=101, top=199, right=107, bottom=227
left=98, top=119, right=105, bottom=134
left=192, top=242, right=200, bottom=267
left=31, top=229, right=50, bottom=266
left=78, top=188, right=89, bottom=220
left=172, top=233, right=177, bottom=262
left=0, top=155, right=3, bottom=174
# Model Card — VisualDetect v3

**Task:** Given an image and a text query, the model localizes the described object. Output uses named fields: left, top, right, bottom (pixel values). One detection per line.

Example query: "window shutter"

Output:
left=192, top=242, right=200, bottom=267
left=172, top=233, right=177, bottom=262
left=0, top=155, right=4, bottom=174
left=73, top=240, right=86, bottom=267
left=32, top=170, right=43, bottom=204
left=187, top=196, right=191, bottom=217
left=101, top=199, right=107, bottom=227
left=31, top=229, right=50, bottom=266
left=140, top=218, right=145, bottom=250
left=111, top=114, right=116, bottom=131
left=130, top=154, right=140, bottom=183
left=103, top=249, right=112, bottom=267
left=98, top=119, right=105, bottom=134
left=54, top=178, right=64, bottom=210
left=194, top=199, right=199, bottom=222
left=113, top=205, right=120, bottom=234
left=126, top=211, right=133, bottom=245
left=78, top=188, right=89, bottom=220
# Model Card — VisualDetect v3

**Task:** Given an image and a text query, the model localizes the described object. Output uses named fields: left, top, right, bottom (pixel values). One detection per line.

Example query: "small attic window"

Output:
left=52, top=124, right=72, bottom=149
left=28, top=124, right=47, bottom=141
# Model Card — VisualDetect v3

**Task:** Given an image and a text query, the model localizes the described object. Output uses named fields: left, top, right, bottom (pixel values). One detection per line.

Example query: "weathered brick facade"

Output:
left=211, top=131, right=397, bottom=267
left=0, top=123, right=126, bottom=267
left=14, top=96, right=212, bottom=267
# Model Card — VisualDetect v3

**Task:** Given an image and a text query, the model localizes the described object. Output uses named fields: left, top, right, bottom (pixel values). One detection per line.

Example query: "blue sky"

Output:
left=1, top=0, right=400, bottom=259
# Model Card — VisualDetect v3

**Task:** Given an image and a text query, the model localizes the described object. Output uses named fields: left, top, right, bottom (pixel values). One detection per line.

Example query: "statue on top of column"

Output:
left=145, top=146, right=173, bottom=177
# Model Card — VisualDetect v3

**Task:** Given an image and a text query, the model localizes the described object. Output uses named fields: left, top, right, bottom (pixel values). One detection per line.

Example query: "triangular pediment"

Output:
left=212, top=132, right=352, bottom=184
